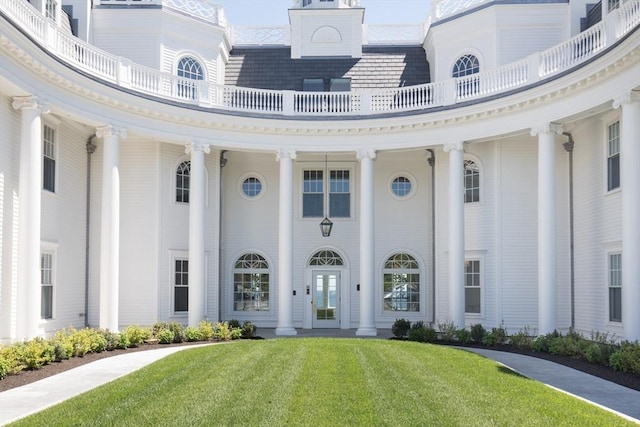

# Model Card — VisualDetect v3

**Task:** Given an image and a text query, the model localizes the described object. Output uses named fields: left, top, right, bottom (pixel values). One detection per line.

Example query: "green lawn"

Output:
left=11, top=339, right=634, bottom=426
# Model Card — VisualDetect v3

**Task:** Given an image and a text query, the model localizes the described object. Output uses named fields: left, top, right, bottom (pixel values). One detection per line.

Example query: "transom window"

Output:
left=609, top=253, right=621, bottom=322
left=303, top=169, right=351, bottom=218
left=309, top=250, right=344, bottom=266
left=391, top=176, right=412, bottom=198
left=464, top=160, right=480, bottom=203
left=174, top=259, right=188, bottom=313
left=43, top=125, right=56, bottom=193
left=177, top=57, right=204, bottom=100
left=383, top=253, right=420, bottom=312
left=242, top=177, right=263, bottom=198
left=452, top=54, right=480, bottom=78
left=176, top=161, right=190, bottom=203
left=465, top=260, right=481, bottom=314
left=607, top=121, right=620, bottom=191
left=41, top=252, right=54, bottom=319
left=234, top=253, right=270, bottom=312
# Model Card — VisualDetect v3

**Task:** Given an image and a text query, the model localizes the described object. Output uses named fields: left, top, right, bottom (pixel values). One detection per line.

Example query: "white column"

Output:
left=444, top=142, right=465, bottom=328
left=12, top=96, right=49, bottom=340
left=96, top=125, right=126, bottom=332
left=531, top=123, right=562, bottom=336
left=275, top=149, right=297, bottom=336
left=186, top=142, right=210, bottom=327
left=614, top=91, right=640, bottom=341
left=356, top=149, right=377, bottom=336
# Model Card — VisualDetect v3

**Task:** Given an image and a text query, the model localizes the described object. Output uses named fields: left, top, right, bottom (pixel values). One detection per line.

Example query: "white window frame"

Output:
left=300, top=162, right=354, bottom=220
left=381, top=252, right=423, bottom=315
left=171, top=250, right=189, bottom=316
left=42, top=120, right=59, bottom=194
left=238, top=172, right=267, bottom=201
left=232, top=253, right=272, bottom=314
left=388, top=172, right=417, bottom=200
left=606, top=120, right=621, bottom=193
left=608, top=251, right=622, bottom=323
left=464, top=258, right=482, bottom=316
left=463, top=155, right=482, bottom=205
left=172, top=156, right=209, bottom=207
left=40, top=242, right=58, bottom=321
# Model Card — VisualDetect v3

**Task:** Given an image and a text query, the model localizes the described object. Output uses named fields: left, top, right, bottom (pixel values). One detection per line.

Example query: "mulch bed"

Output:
left=1, top=340, right=638, bottom=393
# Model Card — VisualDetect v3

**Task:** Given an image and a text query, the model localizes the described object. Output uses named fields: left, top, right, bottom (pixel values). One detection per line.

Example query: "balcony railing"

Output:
left=2, top=0, right=638, bottom=117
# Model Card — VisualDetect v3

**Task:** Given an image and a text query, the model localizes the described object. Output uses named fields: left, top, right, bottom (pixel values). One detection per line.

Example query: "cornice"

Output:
left=1, top=25, right=639, bottom=141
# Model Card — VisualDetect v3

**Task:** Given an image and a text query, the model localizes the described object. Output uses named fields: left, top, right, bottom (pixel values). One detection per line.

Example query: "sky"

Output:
left=215, top=0, right=433, bottom=26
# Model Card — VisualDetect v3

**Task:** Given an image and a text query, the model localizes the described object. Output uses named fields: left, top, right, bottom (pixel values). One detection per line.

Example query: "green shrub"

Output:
left=122, top=325, right=151, bottom=347
left=585, top=331, right=617, bottom=366
left=23, top=338, right=55, bottom=370
left=609, top=341, right=640, bottom=374
left=391, top=319, right=411, bottom=338
left=168, top=322, right=185, bottom=343
left=509, top=327, right=533, bottom=350
left=152, top=322, right=170, bottom=338
left=214, top=321, right=242, bottom=341
left=548, top=331, right=587, bottom=358
left=118, top=333, right=130, bottom=349
left=455, top=328, right=471, bottom=344
left=199, top=320, right=215, bottom=341
left=228, top=319, right=241, bottom=329
left=408, top=325, right=437, bottom=343
left=157, top=328, right=175, bottom=344
left=436, top=319, right=457, bottom=342
left=0, top=355, right=9, bottom=379
left=470, top=324, right=486, bottom=344
left=51, top=330, right=73, bottom=361
left=0, top=343, right=26, bottom=375
left=100, top=330, right=122, bottom=351
left=68, top=328, right=96, bottom=357
left=491, top=322, right=508, bottom=345
left=531, top=330, right=561, bottom=353
left=242, top=321, right=257, bottom=338
left=185, top=326, right=203, bottom=342
left=482, top=332, right=498, bottom=346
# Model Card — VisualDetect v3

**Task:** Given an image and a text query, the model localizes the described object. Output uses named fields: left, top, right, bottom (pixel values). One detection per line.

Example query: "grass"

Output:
left=10, top=339, right=635, bottom=426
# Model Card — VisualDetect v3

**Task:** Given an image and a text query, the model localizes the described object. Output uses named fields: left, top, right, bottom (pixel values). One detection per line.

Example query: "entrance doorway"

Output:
left=312, top=271, right=340, bottom=328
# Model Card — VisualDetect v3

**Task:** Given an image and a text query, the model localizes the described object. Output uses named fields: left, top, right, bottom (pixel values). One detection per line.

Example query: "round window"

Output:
left=242, top=176, right=263, bottom=198
left=391, top=176, right=412, bottom=198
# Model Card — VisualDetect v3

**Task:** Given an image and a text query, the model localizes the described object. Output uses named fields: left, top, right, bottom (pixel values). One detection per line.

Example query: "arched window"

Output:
left=234, top=253, right=270, bottom=312
left=176, top=161, right=190, bottom=203
left=464, top=160, right=480, bottom=203
left=177, top=57, right=204, bottom=100
left=309, top=250, right=344, bottom=266
left=452, top=54, right=480, bottom=97
left=383, top=253, right=420, bottom=312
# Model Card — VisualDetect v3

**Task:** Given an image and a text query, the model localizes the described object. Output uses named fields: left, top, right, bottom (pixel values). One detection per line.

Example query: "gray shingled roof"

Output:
left=224, top=46, right=430, bottom=90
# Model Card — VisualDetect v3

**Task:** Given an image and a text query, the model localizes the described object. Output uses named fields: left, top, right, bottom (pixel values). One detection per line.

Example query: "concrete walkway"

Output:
left=1, top=332, right=639, bottom=425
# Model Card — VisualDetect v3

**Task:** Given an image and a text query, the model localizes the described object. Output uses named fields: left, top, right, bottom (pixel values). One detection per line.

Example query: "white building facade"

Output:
left=0, top=0, right=639, bottom=341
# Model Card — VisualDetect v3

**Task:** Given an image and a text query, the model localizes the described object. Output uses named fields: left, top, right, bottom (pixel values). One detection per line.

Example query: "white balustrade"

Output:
left=364, top=24, right=425, bottom=45
left=1, top=0, right=637, bottom=117
left=229, top=26, right=290, bottom=46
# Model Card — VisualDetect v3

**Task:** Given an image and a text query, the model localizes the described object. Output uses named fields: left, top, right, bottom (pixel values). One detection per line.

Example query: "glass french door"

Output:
left=312, top=272, right=340, bottom=328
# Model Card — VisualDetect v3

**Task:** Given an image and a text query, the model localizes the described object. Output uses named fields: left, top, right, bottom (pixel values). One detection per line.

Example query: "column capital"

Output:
left=12, top=95, right=50, bottom=113
left=530, top=123, right=563, bottom=137
left=612, top=90, right=640, bottom=109
left=442, top=142, right=465, bottom=153
left=96, top=125, right=127, bottom=140
left=276, top=149, right=297, bottom=161
left=185, top=142, right=211, bottom=155
left=356, top=148, right=376, bottom=160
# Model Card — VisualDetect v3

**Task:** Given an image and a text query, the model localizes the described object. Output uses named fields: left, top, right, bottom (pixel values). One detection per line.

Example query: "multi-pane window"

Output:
left=46, top=0, right=57, bottom=20
left=176, top=57, right=204, bottom=100
left=608, top=0, right=620, bottom=11
left=383, top=253, right=420, bottom=312
left=607, top=121, right=620, bottom=191
left=303, top=170, right=324, bottom=217
left=41, top=252, right=53, bottom=319
left=391, top=176, right=412, bottom=198
left=330, top=170, right=350, bottom=217
left=464, top=160, right=479, bottom=203
left=309, top=250, right=344, bottom=266
left=609, top=253, right=622, bottom=322
left=242, top=177, right=262, bottom=198
left=176, top=161, right=190, bottom=203
left=465, top=260, right=481, bottom=314
left=174, top=259, right=188, bottom=313
left=234, top=254, right=269, bottom=312
left=453, top=54, right=480, bottom=97
left=43, top=125, right=56, bottom=193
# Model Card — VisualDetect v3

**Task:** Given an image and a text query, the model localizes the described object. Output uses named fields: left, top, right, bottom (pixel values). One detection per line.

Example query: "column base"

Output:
left=275, top=326, right=298, bottom=336
left=356, top=327, right=377, bottom=337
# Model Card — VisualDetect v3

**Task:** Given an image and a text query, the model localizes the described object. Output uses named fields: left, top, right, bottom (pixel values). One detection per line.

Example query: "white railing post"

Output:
left=527, top=51, right=542, bottom=84
left=45, top=19, right=57, bottom=50
left=443, top=79, right=457, bottom=106
left=283, top=91, right=295, bottom=115
left=605, top=8, right=620, bottom=43
left=360, top=90, right=372, bottom=115
left=117, top=57, right=132, bottom=88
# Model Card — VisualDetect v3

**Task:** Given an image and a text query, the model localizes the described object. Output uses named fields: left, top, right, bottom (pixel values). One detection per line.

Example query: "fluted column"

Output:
left=531, top=123, right=562, bottom=335
left=12, top=96, right=49, bottom=340
left=614, top=91, right=640, bottom=341
left=356, top=149, right=377, bottom=336
left=444, top=142, right=465, bottom=328
left=186, top=142, right=210, bottom=327
left=96, top=125, right=126, bottom=332
left=275, top=149, right=297, bottom=336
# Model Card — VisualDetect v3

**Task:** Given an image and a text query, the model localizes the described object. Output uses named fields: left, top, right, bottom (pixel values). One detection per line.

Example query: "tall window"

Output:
left=234, top=254, right=269, bottom=312
left=303, top=169, right=350, bottom=218
left=465, top=260, right=481, bottom=314
left=174, top=259, right=188, bottom=313
left=41, top=252, right=54, bottom=319
left=452, top=54, right=480, bottom=97
left=383, top=253, right=420, bottom=312
left=609, top=253, right=621, bottom=322
left=177, top=57, right=204, bottom=100
left=46, top=0, right=57, bottom=20
left=176, top=161, right=190, bottom=203
left=43, top=124, right=56, bottom=193
left=464, top=160, right=479, bottom=203
left=607, top=121, right=620, bottom=191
